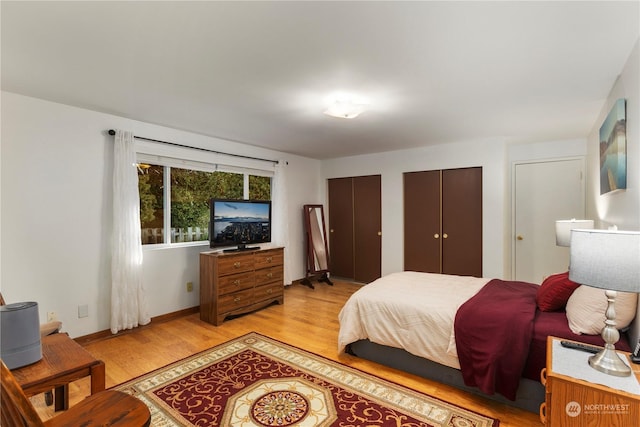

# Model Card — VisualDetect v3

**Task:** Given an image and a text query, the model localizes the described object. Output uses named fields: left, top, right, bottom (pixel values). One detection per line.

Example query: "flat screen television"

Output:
left=210, top=199, right=272, bottom=252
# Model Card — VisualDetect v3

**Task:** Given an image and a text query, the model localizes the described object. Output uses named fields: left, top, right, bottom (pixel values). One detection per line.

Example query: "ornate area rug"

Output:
left=114, top=332, right=499, bottom=426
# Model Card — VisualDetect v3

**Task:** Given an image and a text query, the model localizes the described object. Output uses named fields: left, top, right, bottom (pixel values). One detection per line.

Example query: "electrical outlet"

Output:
left=47, top=311, right=57, bottom=322
left=186, top=282, right=193, bottom=292
left=78, top=304, right=89, bottom=318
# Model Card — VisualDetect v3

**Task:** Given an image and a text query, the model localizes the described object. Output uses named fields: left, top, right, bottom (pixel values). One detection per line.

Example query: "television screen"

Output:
left=210, top=199, right=272, bottom=251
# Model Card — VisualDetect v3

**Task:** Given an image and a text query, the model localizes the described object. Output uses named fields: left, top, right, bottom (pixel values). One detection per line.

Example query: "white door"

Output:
left=513, top=159, right=585, bottom=283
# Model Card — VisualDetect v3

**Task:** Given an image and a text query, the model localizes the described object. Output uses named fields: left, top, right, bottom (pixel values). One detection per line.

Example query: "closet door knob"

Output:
left=434, top=233, right=439, bottom=239
left=377, top=231, right=382, bottom=236
left=442, top=233, right=448, bottom=239
left=517, top=235, right=524, bottom=241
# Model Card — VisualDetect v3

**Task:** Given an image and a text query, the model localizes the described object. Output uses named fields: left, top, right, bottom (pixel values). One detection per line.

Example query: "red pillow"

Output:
left=536, top=272, right=580, bottom=312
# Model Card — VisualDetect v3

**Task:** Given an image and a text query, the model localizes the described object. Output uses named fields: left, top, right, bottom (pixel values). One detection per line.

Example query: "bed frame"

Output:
left=346, top=339, right=545, bottom=414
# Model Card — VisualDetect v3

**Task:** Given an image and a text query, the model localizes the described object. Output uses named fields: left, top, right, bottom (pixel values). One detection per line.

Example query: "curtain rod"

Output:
left=107, top=129, right=279, bottom=165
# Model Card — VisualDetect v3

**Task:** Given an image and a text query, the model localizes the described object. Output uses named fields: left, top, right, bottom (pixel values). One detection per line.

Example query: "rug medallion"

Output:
left=114, top=333, right=499, bottom=426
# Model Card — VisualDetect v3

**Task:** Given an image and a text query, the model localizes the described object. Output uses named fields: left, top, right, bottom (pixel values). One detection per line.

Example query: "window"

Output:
left=139, top=164, right=164, bottom=244
left=249, top=175, right=271, bottom=200
left=138, top=164, right=271, bottom=245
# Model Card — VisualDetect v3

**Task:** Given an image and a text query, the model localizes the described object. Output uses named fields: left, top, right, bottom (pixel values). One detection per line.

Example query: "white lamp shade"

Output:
left=569, top=229, right=640, bottom=292
left=555, top=219, right=594, bottom=247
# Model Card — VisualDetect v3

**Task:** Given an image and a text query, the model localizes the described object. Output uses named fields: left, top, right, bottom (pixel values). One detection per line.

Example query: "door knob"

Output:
left=442, top=233, right=448, bottom=239
left=330, top=229, right=334, bottom=233
left=517, top=235, right=524, bottom=241
left=434, top=233, right=439, bottom=239
left=377, top=231, right=382, bottom=236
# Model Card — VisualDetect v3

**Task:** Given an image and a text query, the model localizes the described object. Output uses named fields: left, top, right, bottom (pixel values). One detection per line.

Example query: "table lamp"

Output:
left=569, top=229, right=640, bottom=376
left=555, top=219, right=594, bottom=247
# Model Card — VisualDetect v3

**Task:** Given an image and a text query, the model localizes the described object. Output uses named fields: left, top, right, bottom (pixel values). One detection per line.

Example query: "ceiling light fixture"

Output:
left=324, top=94, right=367, bottom=119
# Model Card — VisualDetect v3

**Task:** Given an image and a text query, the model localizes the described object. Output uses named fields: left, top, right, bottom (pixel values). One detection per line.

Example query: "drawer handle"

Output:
left=266, top=256, right=273, bottom=263
left=234, top=297, right=241, bottom=302
left=267, top=289, right=273, bottom=294
left=233, top=279, right=240, bottom=286
left=540, top=368, right=547, bottom=386
left=233, top=262, right=241, bottom=268
left=539, top=402, right=546, bottom=424
left=266, top=272, right=273, bottom=279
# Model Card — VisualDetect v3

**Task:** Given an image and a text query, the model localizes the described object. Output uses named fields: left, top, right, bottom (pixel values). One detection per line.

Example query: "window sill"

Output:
left=142, top=241, right=209, bottom=251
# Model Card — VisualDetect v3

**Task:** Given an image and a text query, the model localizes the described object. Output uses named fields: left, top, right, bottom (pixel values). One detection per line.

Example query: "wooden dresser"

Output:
left=540, top=336, right=640, bottom=426
left=200, top=247, right=284, bottom=326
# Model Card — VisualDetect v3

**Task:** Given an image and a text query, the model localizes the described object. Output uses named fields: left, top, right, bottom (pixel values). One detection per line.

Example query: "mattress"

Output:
left=338, top=271, right=489, bottom=369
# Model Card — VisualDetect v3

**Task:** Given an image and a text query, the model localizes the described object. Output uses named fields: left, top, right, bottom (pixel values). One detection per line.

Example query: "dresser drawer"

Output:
left=218, top=272, right=255, bottom=295
left=255, top=266, right=283, bottom=286
left=218, top=288, right=254, bottom=313
left=254, top=282, right=283, bottom=303
left=218, top=254, right=255, bottom=275
left=254, top=250, right=284, bottom=269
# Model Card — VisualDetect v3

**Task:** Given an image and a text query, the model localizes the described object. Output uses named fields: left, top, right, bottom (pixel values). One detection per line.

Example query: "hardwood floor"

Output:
left=33, top=280, right=541, bottom=426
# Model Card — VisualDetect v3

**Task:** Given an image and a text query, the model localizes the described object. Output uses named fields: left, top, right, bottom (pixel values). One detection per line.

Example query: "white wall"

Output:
left=1, top=92, right=322, bottom=338
left=585, top=39, right=640, bottom=345
left=322, top=138, right=507, bottom=279
left=587, top=39, right=640, bottom=231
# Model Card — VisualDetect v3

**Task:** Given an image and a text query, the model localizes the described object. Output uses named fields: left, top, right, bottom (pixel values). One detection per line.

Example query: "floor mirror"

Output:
left=302, top=204, right=333, bottom=288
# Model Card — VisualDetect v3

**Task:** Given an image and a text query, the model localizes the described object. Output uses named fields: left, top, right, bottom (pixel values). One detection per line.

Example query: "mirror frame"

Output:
left=302, top=204, right=333, bottom=288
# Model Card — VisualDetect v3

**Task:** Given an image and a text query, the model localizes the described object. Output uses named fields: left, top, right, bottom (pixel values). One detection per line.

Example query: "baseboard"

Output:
left=74, top=306, right=199, bottom=346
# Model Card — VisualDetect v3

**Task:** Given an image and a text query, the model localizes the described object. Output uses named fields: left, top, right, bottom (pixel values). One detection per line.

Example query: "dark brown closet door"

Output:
left=404, top=170, right=441, bottom=273
left=442, top=167, right=482, bottom=277
left=328, top=178, right=354, bottom=279
left=353, top=175, right=381, bottom=283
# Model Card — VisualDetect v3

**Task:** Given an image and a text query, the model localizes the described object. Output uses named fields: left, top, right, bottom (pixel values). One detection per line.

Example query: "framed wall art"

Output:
left=599, top=98, right=627, bottom=195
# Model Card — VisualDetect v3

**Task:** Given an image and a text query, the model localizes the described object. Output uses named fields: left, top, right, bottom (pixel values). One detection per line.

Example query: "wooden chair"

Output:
left=1, top=360, right=151, bottom=426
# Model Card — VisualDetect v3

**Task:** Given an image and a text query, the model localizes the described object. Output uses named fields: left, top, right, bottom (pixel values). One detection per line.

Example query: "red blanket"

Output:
left=454, top=278, right=539, bottom=400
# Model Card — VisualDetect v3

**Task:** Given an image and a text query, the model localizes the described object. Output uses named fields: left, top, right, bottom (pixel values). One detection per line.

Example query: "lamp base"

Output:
left=588, top=346, right=631, bottom=377
left=587, top=289, right=632, bottom=377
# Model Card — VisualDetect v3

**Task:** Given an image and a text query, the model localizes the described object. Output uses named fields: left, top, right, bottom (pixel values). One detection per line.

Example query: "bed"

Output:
left=338, top=271, right=635, bottom=413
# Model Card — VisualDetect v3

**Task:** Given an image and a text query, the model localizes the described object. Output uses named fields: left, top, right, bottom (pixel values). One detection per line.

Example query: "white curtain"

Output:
left=272, top=160, right=292, bottom=285
left=111, top=130, right=150, bottom=333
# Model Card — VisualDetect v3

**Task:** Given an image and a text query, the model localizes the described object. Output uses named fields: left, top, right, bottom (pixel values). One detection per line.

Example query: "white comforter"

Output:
left=338, top=271, right=490, bottom=369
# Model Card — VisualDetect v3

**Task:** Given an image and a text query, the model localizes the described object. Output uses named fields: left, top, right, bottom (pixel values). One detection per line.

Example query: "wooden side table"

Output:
left=540, top=336, right=640, bottom=426
left=11, top=333, right=105, bottom=411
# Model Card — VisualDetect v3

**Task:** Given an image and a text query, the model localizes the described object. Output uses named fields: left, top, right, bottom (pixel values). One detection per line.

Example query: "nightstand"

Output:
left=540, top=336, right=640, bottom=426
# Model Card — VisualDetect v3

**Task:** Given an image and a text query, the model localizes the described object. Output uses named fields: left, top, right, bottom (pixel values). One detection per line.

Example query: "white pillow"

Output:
left=565, top=285, right=638, bottom=335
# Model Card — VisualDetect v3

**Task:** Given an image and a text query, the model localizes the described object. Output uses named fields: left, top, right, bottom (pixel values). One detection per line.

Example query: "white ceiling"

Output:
left=2, top=1, right=639, bottom=159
